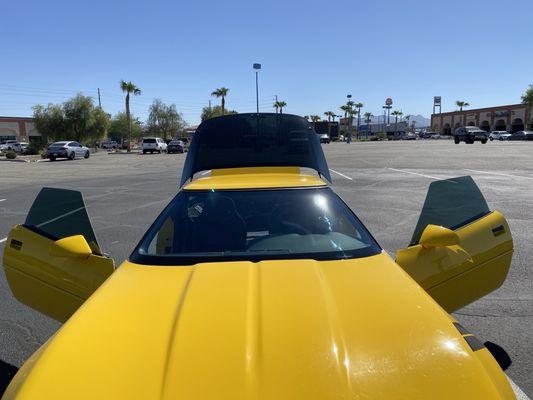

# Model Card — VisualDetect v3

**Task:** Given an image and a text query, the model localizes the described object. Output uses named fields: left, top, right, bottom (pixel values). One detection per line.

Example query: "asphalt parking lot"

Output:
left=1, top=141, right=532, bottom=396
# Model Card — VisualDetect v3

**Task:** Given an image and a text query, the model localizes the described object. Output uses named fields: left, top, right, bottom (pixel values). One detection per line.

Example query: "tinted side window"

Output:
left=409, top=176, right=490, bottom=245
left=25, top=188, right=102, bottom=254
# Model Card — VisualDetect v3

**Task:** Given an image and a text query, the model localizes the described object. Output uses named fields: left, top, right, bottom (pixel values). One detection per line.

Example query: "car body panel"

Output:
left=396, top=211, right=513, bottom=312
left=2, top=255, right=515, bottom=399
left=183, top=167, right=327, bottom=190
left=3, top=225, right=115, bottom=322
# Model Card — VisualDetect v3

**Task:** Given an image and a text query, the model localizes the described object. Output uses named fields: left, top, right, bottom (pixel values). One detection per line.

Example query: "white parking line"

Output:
left=330, top=169, right=353, bottom=181
left=508, top=376, right=531, bottom=400
left=387, top=168, right=444, bottom=181
left=466, top=169, right=533, bottom=181
left=0, top=237, right=7, bottom=243
left=0, top=198, right=6, bottom=202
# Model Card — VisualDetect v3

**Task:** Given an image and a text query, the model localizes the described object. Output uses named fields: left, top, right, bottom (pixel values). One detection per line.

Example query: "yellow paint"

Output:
left=4, top=255, right=515, bottom=399
left=183, top=166, right=327, bottom=190
left=3, top=225, right=115, bottom=322
left=49, top=235, right=93, bottom=258
left=396, top=211, right=513, bottom=313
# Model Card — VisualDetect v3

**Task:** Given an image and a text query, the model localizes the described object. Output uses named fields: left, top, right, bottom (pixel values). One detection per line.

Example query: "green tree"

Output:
left=455, top=100, right=469, bottom=127
left=364, top=112, right=373, bottom=137
left=310, top=115, right=321, bottom=130
left=211, top=87, right=229, bottom=115
left=521, top=85, right=533, bottom=129
left=391, top=110, right=403, bottom=134
left=354, top=102, right=363, bottom=139
left=324, top=111, right=335, bottom=122
left=108, top=112, right=143, bottom=141
left=120, top=80, right=142, bottom=151
left=275, top=101, right=287, bottom=114
left=146, top=99, right=187, bottom=140
left=33, top=103, right=66, bottom=142
left=201, top=105, right=237, bottom=121
left=33, top=94, right=109, bottom=144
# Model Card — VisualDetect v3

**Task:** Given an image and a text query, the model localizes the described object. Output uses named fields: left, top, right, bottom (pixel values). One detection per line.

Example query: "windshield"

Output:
left=465, top=126, right=481, bottom=131
left=50, top=142, right=67, bottom=147
left=143, top=138, right=156, bottom=143
left=131, top=187, right=381, bottom=265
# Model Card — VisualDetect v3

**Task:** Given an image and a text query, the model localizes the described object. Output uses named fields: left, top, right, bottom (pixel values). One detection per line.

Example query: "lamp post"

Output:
left=346, top=94, right=352, bottom=143
left=253, top=63, right=261, bottom=113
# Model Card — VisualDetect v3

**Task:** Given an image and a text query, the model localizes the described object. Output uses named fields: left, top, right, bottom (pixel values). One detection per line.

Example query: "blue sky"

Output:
left=1, top=0, right=532, bottom=125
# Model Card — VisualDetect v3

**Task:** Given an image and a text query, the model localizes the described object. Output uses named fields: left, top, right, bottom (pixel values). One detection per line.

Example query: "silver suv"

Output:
left=142, top=138, right=167, bottom=154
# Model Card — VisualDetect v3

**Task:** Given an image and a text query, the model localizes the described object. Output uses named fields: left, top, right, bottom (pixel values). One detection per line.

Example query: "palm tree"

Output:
left=354, top=102, right=363, bottom=139
left=324, top=111, right=335, bottom=138
left=521, top=85, right=533, bottom=130
left=324, top=111, right=335, bottom=122
left=212, top=87, right=229, bottom=115
left=310, top=115, right=321, bottom=130
left=364, top=112, right=373, bottom=137
left=120, top=80, right=141, bottom=152
left=456, top=100, right=470, bottom=126
left=276, top=101, right=287, bottom=114
left=391, top=110, right=403, bottom=135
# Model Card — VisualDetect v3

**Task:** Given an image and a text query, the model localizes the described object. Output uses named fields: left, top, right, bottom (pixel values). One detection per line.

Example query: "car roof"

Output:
left=180, top=113, right=331, bottom=187
left=182, top=167, right=327, bottom=190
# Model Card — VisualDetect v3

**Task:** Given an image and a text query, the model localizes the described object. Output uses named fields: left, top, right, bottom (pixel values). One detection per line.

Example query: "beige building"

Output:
left=431, top=104, right=532, bottom=135
left=0, top=116, right=41, bottom=142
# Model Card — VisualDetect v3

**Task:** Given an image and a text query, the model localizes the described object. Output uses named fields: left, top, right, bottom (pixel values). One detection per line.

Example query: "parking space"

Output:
left=0, top=141, right=532, bottom=395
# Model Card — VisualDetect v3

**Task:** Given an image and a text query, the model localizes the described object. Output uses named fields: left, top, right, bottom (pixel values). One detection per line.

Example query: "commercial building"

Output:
left=0, top=116, right=40, bottom=142
left=431, top=104, right=532, bottom=135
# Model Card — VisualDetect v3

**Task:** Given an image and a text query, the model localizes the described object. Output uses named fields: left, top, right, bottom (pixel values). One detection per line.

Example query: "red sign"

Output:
left=385, top=98, right=393, bottom=106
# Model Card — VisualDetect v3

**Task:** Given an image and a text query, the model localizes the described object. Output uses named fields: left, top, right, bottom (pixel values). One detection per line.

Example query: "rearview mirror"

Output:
left=419, top=225, right=460, bottom=248
left=49, top=235, right=93, bottom=258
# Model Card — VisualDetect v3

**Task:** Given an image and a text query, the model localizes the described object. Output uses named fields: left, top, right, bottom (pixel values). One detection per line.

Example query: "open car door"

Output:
left=396, top=176, right=513, bottom=313
left=3, top=188, right=115, bottom=322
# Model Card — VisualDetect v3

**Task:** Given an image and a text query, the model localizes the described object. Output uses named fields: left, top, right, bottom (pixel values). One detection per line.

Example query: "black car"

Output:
left=167, top=139, right=187, bottom=153
left=508, top=131, right=533, bottom=141
left=453, top=126, right=488, bottom=144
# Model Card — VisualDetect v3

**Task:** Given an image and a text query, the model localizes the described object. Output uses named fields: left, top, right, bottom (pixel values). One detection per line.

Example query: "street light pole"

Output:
left=346, top=94, right=352, bottom=143
left=253, top=63, right=261, bottom=113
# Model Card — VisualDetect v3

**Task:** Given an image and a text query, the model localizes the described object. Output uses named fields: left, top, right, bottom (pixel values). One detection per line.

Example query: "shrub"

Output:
left=6, top=150, right=17, bottom=159
left=25, top=141, right=43, bottom=155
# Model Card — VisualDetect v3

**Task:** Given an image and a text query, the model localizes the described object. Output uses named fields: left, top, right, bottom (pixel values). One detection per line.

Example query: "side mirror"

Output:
left=50, top=235, right=93, bottom=259
left=419, top=225, right=460, bottom=248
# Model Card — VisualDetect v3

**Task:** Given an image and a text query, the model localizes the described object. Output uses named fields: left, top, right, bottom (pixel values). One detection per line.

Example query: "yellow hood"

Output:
left=7, top=254, right=513, bottom=399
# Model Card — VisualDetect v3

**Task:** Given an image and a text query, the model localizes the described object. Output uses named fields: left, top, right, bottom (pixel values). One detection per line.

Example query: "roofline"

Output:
left=432, top=103, right=527, bottom=117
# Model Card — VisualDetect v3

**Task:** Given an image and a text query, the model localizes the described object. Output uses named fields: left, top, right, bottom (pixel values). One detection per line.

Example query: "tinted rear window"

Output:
left=143, top=139, right=156, bottom=143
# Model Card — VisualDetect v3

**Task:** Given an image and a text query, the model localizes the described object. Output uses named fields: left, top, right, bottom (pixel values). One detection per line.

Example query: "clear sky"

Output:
left=1, top=0, right=532, bottom=125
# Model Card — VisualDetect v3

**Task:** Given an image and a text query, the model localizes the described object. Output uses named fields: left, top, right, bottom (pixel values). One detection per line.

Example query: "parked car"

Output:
left=429, top=133, right=441, bottom=140
left=167, top=139, right=188, bottom=154
left=489, top=131, right=511, bottom=141
left=453, top=126, right=488, bottom=144
left=46, top=141, right=90, bottom=161
left=318, top=133, right=330, bottom=144
left=101, top=140, right=118, bottom=149
left=0, top=140, right=19, bottom=151
left=142, top=138, right=167, bottom=154
left=400, top=132, right=417, bottom=140
left=508, top=131, right=533, bottom=141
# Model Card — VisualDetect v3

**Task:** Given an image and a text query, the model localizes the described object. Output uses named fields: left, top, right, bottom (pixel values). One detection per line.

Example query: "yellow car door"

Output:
left=2, top=188, right=115, bottom=322
left=396, top=176, right=513, bottom=313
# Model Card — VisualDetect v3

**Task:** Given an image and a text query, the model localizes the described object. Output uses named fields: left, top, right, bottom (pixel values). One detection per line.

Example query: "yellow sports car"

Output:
left=2, top=114, right=515, bottom=399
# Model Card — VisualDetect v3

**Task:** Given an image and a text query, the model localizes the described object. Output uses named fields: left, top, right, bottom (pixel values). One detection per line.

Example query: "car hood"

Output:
left=7, top=254, right=513, bottom=399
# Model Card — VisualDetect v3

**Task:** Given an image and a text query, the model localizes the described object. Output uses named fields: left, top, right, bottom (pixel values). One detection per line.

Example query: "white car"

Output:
left=46, top=141, right=90, bottom=161
left=0, top=140, right=19, bottom=151
left=489, top=131, right=511, bottom=141
left=142, top=138, right=167, bottom=154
